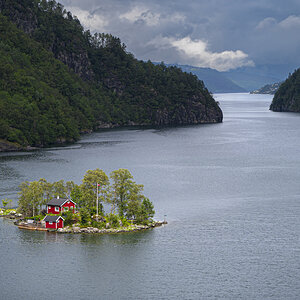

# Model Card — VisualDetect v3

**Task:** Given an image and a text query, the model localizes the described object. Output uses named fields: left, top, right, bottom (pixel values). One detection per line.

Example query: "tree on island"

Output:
left=51, top=180, right=68, bottom=198
left=1, top=198, right=12, bottom=210
left=18, top=181, right=44, bottom=217
left=80, top=169, right=109, bottom=212
left=18, top=178, right=77, bottom=217
left=17, top=169, right=155, bottom=227
left=110, top=169, right=155, bottom=221
left=110, top=168, right=137, bottom=216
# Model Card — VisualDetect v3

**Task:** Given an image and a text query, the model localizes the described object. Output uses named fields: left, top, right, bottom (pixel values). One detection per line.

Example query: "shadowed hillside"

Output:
left=270, top=68, right=300, bottom=112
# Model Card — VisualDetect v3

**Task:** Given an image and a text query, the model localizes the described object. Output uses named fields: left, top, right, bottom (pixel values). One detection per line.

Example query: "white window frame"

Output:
left=55, top=206, right=59, bottom=212
left=49, top=221, right=53, bottom=225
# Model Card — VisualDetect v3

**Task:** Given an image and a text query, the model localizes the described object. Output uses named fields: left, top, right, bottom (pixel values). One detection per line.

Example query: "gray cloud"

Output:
left=59, top=0, right=300, bottom=71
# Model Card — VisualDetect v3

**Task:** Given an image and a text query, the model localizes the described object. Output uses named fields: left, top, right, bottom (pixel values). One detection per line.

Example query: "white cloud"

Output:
left=279, top=15, right=300, bottom=28
left=66, top=6, right=107, bottom=31
left=120, top=7, right=160, bottom=26
left=120, top=6, right=185, bottom=26
left=59, top=0, right=300, bottom=70
left=256, top=17, right=277, bottom=30
left=148, top=36, right=254, bottom=71
left=256, top=15, right=300, bottom=30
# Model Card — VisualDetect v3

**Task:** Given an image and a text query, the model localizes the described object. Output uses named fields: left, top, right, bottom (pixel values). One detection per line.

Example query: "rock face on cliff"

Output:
left=270, top=68, right=300, bottom=112
left=0, top=0, right=222, bottom=150
left=154, top=98, right=222, bottom=125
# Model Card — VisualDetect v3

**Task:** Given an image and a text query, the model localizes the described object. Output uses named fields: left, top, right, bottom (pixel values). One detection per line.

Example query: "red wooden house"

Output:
left=43, top=215, right=64, bottom=229
left=47, top=196, right=76, bottom=214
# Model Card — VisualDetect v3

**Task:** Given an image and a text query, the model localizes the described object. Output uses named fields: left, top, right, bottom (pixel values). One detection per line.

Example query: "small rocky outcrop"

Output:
left=0, top=140, right=22, bottom=152
left=0, top=139, right=38, bottom=152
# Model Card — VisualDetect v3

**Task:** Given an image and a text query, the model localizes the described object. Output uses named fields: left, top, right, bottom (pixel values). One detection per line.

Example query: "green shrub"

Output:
left=63, top=211, right=76, bottom=226
left=120, top=216, right=129, bottom=227
left=106, top=213, right=120, bottom=228
left=80, top=207, right=90, bottom=226
left=91, top=219, right=105, bottom=229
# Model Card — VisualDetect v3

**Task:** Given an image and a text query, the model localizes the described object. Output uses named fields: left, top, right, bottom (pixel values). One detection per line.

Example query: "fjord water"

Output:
left=1, top=93, right=300, bottom=299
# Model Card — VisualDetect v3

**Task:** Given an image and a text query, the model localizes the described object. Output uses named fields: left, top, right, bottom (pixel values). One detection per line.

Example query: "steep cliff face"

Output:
left=154, top=97, right=222, bottom=125
left=270, top=68, right=300, bottom=112
left=55, top=49, right=93, bottom=81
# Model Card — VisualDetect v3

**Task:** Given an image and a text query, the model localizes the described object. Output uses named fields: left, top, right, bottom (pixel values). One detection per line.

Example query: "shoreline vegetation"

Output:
left=1, top=168, right=167, bottom=234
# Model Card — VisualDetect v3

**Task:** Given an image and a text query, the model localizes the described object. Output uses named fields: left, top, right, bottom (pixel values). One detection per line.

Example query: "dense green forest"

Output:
left=270, top=68, right=300, bottom=112
left=0, top=0, right=222, bottom=149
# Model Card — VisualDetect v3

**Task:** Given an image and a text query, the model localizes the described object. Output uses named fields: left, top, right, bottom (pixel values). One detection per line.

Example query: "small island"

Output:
left=1, top=169, right=166, bottom=234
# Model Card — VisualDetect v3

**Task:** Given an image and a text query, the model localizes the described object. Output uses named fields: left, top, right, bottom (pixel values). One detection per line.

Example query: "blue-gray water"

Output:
left=1, top=93, right=300, bottom=299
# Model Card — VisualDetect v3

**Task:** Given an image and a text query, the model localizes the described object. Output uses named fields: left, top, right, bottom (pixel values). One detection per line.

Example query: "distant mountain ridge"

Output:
left=222, top=64, right=295, bottom=92
left=168, top=64, right=246, bottom=93
left=164, top=63, right=296, bottom=93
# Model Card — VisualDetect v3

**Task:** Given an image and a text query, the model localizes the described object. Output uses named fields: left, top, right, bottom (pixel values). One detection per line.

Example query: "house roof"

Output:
left=43, top=215, right=64, bottom=222
left=46, top=197, right=76, bottom=207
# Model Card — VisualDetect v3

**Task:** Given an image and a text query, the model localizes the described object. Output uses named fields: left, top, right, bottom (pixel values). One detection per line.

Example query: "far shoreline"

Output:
left=0, top=120, right=223, bottom=153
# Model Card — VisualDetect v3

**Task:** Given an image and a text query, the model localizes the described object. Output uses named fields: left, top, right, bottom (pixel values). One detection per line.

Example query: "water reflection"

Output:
left=16, top=225, right=155, bottom=247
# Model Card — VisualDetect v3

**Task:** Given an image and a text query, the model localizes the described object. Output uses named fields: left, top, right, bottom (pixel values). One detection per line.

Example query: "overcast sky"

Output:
left=60, top=0, right=300, bottom=71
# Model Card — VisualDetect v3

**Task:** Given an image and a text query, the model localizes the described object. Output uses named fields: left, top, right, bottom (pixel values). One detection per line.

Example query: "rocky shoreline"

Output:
left=1, top=210, right=167, bottom=234
left=56, top=221, right=166, bottom=234
left=14, top=219, right=167, bottom=234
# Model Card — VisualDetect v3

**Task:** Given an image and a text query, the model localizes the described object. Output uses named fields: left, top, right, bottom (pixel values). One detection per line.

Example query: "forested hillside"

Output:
left=0, top=0, right=222, bottom=150
left=0, top=14, right=107, bottom=147
left=270, top=69, right=300, bottom=112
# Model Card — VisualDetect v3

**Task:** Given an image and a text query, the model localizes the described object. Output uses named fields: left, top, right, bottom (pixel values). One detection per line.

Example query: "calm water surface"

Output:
left=1, top=93, right=300, bottom=299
